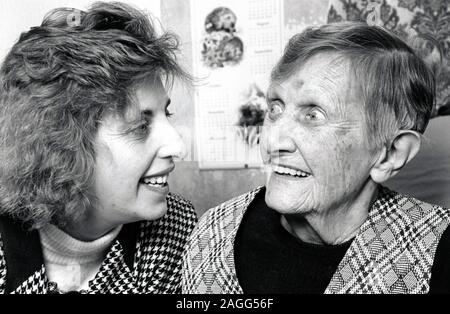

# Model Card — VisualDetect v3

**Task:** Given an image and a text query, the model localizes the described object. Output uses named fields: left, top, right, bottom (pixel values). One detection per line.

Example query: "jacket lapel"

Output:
left=325, top=187, right=450, bottom=294
left=0, top=216, right=46, bottom=293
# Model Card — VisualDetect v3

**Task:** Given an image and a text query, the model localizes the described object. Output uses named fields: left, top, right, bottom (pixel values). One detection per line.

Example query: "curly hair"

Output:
left=0, top=2, right=191, bottom=229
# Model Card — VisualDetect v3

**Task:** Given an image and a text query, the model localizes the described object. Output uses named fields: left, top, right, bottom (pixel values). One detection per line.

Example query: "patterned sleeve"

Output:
left=167, top=194, right=198, bottom=293
left=0, top=234, right=6, bottom=294
left=140, top=193, right=198, bottom=293
left=180, top=211, right=207, bottom=293
left=180, top=188, right=262, bottom=294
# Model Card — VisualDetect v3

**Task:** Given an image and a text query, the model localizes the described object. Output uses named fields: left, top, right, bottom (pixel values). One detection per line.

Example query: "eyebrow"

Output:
left=266, top=87, right=280, bottom=100
left=140, top=109, right=154, bottom=120
left=268, top=83, right=324, bottom=109
left=139, top=98, right=171, bottom=118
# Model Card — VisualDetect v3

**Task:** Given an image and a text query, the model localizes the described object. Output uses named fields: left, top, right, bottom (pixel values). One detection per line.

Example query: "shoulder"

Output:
left=192, top=186, right=264, bottom=241
left=198, top=186, right=263, bottom=227
left=130, top=194, right=198, bottom=293
left=380, top=186, right=450, bottom=250
left=382, top=185, right=450, bottom=218
left=166, top=193, right=197, bottom=224
left=429, top=225, right=450, bottom=293
left=0, top=216, right=44, bottom=294
left=181, top=187, right=263, bottom=293
left=138, top=193, right=198, bottom=242
left=0, top=233, right=5, bottom=294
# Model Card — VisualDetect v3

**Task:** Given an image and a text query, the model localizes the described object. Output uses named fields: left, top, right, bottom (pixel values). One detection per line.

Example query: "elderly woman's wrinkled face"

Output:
left=92, top=78, right=185, bottom=224
left=261, top=53, right=377, bottom=216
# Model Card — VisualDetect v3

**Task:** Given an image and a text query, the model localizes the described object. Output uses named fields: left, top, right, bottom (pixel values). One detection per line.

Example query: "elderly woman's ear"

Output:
left=370, top=130, right=421, bottom=183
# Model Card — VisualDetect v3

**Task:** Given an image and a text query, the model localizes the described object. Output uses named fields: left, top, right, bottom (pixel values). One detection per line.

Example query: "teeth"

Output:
left=273, top=165, right=310, bottom=178
left=143, top=175, right=168, bottom=185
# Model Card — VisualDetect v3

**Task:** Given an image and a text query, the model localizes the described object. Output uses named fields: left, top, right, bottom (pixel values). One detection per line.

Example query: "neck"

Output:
left=40, top=223, right=122, bottom=261
left=281, top=182, right=379, bottom=245
left=60, top=210, right=122, bottom=242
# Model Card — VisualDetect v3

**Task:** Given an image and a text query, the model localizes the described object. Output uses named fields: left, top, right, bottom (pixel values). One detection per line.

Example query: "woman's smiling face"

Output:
left=260, top=53, right=378, bottom=216
left=91, top=77, right=185, bottom=226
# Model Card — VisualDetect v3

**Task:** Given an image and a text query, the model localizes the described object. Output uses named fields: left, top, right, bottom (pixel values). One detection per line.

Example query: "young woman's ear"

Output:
left=370, top=130, right=421, bottom=183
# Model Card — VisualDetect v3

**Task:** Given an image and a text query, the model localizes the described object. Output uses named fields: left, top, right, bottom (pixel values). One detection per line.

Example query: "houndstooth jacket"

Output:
left=0, top=193, right=197, bottom=294
left=181, top=186, right=450, bottom=294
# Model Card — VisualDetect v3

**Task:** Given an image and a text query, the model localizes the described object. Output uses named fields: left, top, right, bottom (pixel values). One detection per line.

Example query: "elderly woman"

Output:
left=0, top=2, right=197, bottom=294
left=181, top=22, right=450, bottom=294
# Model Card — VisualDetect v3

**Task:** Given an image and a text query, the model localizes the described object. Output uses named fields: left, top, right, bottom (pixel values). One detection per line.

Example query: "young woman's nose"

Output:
left=156, top=120, right=187, bottom=160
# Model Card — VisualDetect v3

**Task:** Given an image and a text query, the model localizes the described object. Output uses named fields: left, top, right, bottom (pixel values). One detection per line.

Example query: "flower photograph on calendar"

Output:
left=191, top=0, right=283, bottom=169
left=236, top=83, right=267, bottom=147
left=201, top=7, right=244, bottom=68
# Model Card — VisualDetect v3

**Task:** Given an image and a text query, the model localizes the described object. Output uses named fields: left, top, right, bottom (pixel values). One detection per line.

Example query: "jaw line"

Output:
left=266, top=169, right=272, bottom=185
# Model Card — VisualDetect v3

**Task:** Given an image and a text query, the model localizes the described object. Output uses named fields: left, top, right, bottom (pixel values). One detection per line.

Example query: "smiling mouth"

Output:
left=140, top=174, right=169, bottom=188
left=272, top=165, right=311, bottom=178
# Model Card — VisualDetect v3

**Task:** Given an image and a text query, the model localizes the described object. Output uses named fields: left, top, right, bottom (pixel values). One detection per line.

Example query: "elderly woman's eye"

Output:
left=268, top=101, right=283, bottom=119
left=304, top=107, right=326, bottom=121
left=165, top=109, right=174, bottom=118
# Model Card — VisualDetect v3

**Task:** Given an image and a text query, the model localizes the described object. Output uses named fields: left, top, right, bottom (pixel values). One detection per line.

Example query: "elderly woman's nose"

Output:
left=264, top=122, right=297, bottom=155
left=156, top=122, right=187, bottom=159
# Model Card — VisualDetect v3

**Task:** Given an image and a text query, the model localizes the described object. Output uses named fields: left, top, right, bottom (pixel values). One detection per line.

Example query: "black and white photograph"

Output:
left=0, top=0, right=449, bottom=306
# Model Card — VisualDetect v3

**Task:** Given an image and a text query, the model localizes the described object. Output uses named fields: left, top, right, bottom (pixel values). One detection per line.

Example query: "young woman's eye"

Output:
left=268, top=101, right=284, bottom=120
left=132, top=122, right=150, bottom=137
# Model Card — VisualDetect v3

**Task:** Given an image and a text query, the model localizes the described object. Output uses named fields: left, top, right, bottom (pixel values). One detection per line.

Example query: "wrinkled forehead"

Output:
left=269, top=53, right=360, bottom=111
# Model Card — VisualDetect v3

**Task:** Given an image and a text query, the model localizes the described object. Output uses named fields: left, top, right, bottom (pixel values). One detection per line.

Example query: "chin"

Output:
left=265, top=192, right=297, bottom=215
left=136, top=202, right=168, bottom=221
left=265, top=186, right=311, bottom=215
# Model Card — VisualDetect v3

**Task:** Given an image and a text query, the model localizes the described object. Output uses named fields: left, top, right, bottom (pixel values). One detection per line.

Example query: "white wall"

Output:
left=0, top=0, right=161, bottom=62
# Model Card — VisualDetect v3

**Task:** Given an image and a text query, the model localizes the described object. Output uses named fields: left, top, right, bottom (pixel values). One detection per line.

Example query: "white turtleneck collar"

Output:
left=38, top=223, right=122, bottom=292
